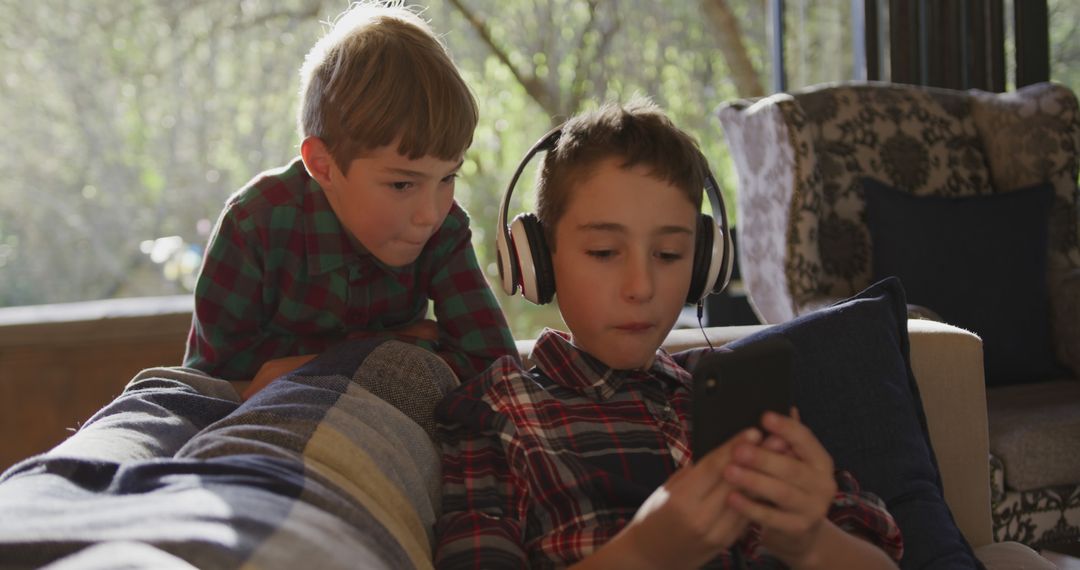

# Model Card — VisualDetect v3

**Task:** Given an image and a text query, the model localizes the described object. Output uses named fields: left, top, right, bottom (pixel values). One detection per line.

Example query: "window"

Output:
left=3, top=0, right=1074, bottom=340
left=1, top=1, right=774, bottom=340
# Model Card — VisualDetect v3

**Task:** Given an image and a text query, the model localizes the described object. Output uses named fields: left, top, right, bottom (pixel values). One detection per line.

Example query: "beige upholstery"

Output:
left=987, top=381, right=1080, bottom=491
left=906, top=319, right=993, bottom=548
left=975, top=542, right=1056, bottom=569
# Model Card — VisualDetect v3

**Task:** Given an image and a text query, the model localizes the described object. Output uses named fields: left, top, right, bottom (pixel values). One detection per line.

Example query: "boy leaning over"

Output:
left=184, top=2, right=517, bottom=392
left=435, top=99, right=903, bottom=569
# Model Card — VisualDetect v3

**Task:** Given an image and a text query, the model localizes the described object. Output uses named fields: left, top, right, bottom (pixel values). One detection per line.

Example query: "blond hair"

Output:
left=298, top=2, right=478, bottom=171
left=536, top=97, right=706, bottom=249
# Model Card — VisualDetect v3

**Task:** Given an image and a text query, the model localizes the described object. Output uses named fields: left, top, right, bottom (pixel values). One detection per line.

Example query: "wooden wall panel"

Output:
left=0, top=298, right=191, bottom=471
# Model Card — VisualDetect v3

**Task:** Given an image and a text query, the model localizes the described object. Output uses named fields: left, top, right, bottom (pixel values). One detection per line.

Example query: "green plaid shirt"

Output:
left=184, top=158, right=517, bottom=381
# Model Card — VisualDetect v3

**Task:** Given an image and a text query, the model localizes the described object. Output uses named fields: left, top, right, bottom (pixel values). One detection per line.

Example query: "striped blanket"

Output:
left=0, top=339, right=458, bottom=570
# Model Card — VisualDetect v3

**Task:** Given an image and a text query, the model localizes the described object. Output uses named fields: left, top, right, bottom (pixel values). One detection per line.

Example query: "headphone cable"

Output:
left=696, top=300, right=715, bottom=352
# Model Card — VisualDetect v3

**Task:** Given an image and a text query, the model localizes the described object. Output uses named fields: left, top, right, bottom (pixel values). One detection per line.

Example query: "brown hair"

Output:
left=298, top=2, right=478, bottom=172
left=535, top=97, right=707, bottom=249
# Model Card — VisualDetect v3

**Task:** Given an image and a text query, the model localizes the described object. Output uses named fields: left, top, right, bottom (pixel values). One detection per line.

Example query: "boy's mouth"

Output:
left=615, top=322, right=654, bottom=332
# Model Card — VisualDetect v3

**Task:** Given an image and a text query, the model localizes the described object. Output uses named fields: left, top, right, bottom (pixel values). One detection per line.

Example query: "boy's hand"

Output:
left=586, top=429, right=762, bottom=570
left=243, top=321, right=439, bottom=400
left=346, top=319, right=439, bottom=341
left=242, top=353, right=318, bottom=400
left=395, top=318, right=439, bottom=340
left=722, top=410, right=838, bottom=568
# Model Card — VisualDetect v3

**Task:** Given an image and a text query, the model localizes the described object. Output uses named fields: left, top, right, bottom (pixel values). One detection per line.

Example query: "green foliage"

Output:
left=0, top=0, right=774, bottom=341
left=1049, top=0, right=1079, bottom=93
left=5, top=0, right=1073, bottom=340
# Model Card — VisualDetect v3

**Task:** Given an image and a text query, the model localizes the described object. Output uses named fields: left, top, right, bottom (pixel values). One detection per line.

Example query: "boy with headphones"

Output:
left=434, top=99, right=902, bottom=569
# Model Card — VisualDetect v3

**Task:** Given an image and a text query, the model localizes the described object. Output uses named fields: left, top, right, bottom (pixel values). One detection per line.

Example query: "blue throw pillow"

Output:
left=725, top=277, right=981, bottom=570
left=862, top=177, right=1066, bottom=386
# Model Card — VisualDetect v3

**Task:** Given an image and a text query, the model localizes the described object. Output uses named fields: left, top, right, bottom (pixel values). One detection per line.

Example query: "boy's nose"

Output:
left=412, top=188, right=442, bottom=227
left=621, top=255, right=655, bottom=303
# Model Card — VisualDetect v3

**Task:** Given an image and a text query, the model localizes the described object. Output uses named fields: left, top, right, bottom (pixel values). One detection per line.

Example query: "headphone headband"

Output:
left=496, top=125, right=733, bottom=305
left=496, top=126, right=563, bottom=276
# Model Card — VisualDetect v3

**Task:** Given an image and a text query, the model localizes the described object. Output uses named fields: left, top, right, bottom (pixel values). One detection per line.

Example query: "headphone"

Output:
left=496, top=125, right=733, bottom=306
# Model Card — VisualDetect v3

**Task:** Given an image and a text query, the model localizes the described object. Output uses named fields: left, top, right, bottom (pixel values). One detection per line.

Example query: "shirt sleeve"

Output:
left=435, top=389, right=530, bottom=569
left=829, top=469, right=905, bottom=563
left=184, top=204, right=279, bottom=381
left=428, top=206, right=519, bottom=381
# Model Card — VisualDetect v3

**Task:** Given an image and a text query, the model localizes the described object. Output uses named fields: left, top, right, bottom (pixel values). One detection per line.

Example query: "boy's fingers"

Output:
left=704, top=501, right=750, bottom=545
left=761, top=434, right=790, bottom=454
left=761, top=412, right=832, bottom=472
left=731, top=443, right=802, bottom=483
left=397, top=319, right=439, bottom=340
left=243, top=353, right=318, bottom=400
left=695, top=476, right=738, bottom=520
left=241, top=375, right=272, bottom=400
left=683, top=473, right=750, bottom=547
left=727, top=490, right=806, bottom=532
left=683, top=429, right=762, bottom=497
left=723, top=462, right=814, bottom=511
left=730, top=442, right=836, bottom=503
left=699, top=428, right=762, bottom=468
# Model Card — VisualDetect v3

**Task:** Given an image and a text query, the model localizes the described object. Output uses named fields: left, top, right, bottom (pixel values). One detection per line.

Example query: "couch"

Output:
left=0, top=321, right=1054, bottom=568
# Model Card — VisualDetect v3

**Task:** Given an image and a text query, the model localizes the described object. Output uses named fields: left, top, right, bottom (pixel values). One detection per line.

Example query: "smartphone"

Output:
left=691, top=335, right=795, bottom=459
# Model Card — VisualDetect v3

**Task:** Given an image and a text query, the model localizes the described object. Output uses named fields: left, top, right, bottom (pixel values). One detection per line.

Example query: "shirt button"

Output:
left=663, top=405, right=671, bottom=413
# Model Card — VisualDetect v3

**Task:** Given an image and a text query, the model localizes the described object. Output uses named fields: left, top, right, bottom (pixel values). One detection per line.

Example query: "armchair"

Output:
left=717, top=81, right=1080, bottom=549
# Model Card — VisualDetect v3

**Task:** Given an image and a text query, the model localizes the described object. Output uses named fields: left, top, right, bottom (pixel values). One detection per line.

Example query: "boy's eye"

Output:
left=657, top=251, right=685, bottom=262
left=390, top=181, right=413, bottom=191
left=586, top=249, right=616, bottom=260
left=441, top=173, right=458, bottom=184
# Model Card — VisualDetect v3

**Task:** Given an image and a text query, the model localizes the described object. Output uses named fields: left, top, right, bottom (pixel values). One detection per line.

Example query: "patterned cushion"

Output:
left=971, top=83, right=1080, bottom=377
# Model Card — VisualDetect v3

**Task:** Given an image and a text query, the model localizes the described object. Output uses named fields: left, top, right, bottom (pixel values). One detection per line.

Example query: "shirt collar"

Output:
left=530, top=329, right=690, bottom=401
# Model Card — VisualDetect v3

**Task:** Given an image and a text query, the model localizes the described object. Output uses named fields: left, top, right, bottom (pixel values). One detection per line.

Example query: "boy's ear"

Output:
left=300, top=136, right=336, bottom=188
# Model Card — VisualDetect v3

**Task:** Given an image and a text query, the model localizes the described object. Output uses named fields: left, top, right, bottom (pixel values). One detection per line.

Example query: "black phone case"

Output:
left=691, top=335, right=795, bottom=459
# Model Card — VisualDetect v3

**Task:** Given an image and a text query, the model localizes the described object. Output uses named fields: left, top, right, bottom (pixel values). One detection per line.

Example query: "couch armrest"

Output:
left=974, top=541, right=1057, bottom=569
left=906, top=319, right=993, bottom=548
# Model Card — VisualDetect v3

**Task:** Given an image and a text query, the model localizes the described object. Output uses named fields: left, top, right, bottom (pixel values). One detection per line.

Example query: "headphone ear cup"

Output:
left=687, top=214, right=714, bottom=304
left=509, top=213, right=556, bottom=305
left=712, top=216, right=733, bottom=297
left=496, top=226, right=520, bottom=296
left=688, top=213, right=731, bottom=304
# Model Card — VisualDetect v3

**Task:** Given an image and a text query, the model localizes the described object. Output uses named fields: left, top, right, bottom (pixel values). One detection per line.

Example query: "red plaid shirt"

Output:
left=435, top=329, right=903, bottom=569
left=184, top=158, right=517, bottom=381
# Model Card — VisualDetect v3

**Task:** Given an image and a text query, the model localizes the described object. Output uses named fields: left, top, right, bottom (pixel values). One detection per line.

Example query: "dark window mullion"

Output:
left=1014, top=0, right=1049, bottom=87
left=771, top=0, right=787, bottom=92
